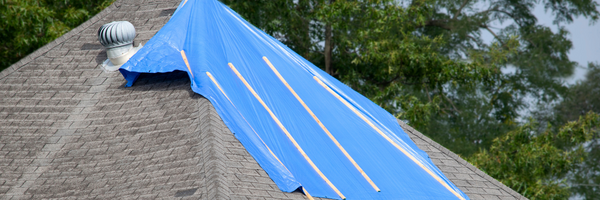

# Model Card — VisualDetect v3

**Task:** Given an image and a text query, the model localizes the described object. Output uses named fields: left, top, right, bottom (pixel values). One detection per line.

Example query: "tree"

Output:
left=0, top=0, right=115, bottom=71
left=221, top=0, right=599, bottom=157
left=468, top=112, right=600, bottom=199
left=220, top=2, right=600, bottom=197
left=550, top=63, right=600, bottom=199
left=222, top=0, right=521, bottom=156
left=554, top=63, right=600, bottom=124
left=415, top=0, right=599, bottom=156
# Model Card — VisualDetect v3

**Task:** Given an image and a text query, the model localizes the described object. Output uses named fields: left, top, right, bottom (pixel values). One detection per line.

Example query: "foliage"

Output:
left=570, top=136, right=600, bottom=200
left=220, top=6, right=600, bottom=197
left=468, top=112, right=600, bottom=199
left=554, top=63, right=600, bottom=124
left=417, top=0, right=599, bottom=156
left=549, top=63, right=600, bottom=199
left=220, top=0, right=600, bottom=158
left=0, top=0, right=115, bottom=71
left=222, top=0, right=524, bottom=156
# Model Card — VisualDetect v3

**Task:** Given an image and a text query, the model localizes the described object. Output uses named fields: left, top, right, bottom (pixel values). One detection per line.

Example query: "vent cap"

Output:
left=97, top=21, right=141, bottom=72
left=98, top=21, right=136, bottom=48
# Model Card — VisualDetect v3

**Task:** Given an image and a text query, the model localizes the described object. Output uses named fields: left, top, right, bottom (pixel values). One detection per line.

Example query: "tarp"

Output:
left=119, top=0, right=470, bottom=199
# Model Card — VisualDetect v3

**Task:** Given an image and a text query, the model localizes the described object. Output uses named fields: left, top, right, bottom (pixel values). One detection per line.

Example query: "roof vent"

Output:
left=98, top=21, right=143, bottom=71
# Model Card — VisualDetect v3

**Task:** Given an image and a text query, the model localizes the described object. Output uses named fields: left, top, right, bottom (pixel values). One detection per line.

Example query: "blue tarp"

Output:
left=120, top=0, right=469, bottom=199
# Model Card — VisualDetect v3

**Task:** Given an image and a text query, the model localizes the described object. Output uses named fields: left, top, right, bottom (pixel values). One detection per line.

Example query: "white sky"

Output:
left=479, top=2, right=600, bottom=120
left=481, top=1, right=599, bottom=84
left=533, top=2, right=599, bottom=84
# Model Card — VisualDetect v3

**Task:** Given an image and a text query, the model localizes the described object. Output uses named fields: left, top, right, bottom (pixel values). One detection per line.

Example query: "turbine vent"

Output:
left=98, top=21, right=136, bottom=48
left=97, top=21, right=142, bottom=71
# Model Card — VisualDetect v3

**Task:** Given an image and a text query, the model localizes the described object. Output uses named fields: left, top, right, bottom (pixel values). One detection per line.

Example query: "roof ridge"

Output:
left=197, top=97, right=232, bottom=199
left=398, top=120, right=527, bottom=199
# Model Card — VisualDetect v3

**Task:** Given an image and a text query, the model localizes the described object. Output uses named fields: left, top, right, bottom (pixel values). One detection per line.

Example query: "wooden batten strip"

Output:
left=228, top=63, right=345, bottom=200
left=206, top=72, right=287, bottom=170
left=263, top=56, right=380, bottom=192
left=313, top=76, right=465, bottom=200
left=206, top=72, right=317, bottom=199
left=302, top=187, right=315, bottom=200
left=180, top=50, right=194, bottom=79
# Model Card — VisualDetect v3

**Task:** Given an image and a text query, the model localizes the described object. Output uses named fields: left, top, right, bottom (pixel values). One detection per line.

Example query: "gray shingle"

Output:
left=399, top=120, right=526, bottom=199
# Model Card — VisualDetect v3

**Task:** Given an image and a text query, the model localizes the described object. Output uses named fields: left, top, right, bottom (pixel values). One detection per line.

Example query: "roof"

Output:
left=0, top=0, right=527, bottom=199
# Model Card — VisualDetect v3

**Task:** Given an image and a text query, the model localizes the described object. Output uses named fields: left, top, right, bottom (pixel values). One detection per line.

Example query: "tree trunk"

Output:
left=324, top=0, right=334, bottom=75
left=325, top=23, right=332, bottom=75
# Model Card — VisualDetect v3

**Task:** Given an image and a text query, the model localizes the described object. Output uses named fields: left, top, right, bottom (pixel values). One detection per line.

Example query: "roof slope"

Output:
left=0, top=0, right=526, bottom=199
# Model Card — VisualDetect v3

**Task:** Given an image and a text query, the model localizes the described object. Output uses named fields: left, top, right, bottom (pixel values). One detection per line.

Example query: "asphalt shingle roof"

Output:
left=0, top=0, right=527, bottom=199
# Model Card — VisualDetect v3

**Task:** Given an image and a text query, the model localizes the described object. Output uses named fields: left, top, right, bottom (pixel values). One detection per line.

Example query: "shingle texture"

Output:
left=0, top=0, right=526, bottom=199
left=399, top=121, right=527, bottom=200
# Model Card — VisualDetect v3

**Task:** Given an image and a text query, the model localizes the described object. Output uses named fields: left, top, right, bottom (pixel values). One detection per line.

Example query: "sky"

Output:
left=533, top=3, right=599, bottom=84
left=533, top=2, right=600, bottom=84
left=478, top=2, right=600, bottom=120
left=481, top=2, right=600, bottom=84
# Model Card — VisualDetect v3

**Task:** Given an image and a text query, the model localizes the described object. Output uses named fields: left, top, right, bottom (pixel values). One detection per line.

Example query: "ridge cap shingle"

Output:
left=398, top=119, right=528, bottom=199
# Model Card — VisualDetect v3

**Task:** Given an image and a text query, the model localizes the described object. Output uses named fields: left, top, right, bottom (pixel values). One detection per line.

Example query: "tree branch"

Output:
left=423, top=19, right=453, bottom=30
left=526, top=38, right=538, bottom=49
left=375, top=75, right=401, bottom=87
left=453, top=0, right=470, bottom=20
left=425, top=84, right=432, bottom=103
left=489, top=9, right=516, bottom=19
left=324, top=0, right=334, bottom=75
left=481, top=24, right=505, bottom=46
left=475, top=5, right=500, bottom=16
left=442, top=92, right=461, bottom=113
